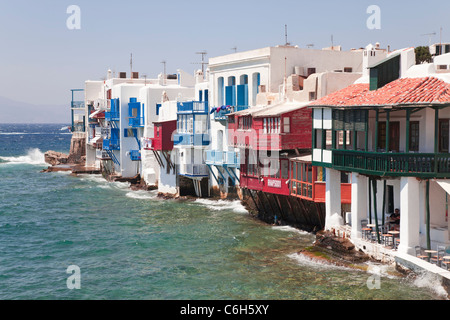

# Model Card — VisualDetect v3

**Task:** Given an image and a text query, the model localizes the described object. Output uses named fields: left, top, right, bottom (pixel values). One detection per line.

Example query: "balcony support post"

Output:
left=426, top=179, right=431, bottom=251
left=375, top=109, right=379, bottom=152
left=405, top=109, right=411, bottom=153
left=372, top=178, right=381, bottom=244
left=385, top=110, right=390, bottom=152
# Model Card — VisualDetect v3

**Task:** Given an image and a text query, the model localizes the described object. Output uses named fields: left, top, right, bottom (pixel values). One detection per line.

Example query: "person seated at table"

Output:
left=390, top=208, right=400, bottom=230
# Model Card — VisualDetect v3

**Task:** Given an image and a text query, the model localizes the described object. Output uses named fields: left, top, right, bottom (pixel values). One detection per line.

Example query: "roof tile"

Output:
left=310, top=77, right=450, bottom=107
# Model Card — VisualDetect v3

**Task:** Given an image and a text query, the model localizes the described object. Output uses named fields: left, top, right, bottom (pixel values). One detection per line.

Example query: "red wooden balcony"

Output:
left=290, top=157, right=351, bottom=204
left=228, top=104, right=312, bottom=151
left=143, top=120, right=176, bottom=151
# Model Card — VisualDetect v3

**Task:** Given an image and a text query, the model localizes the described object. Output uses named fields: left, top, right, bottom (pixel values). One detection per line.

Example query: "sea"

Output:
left=0, top=123, right=447, bottom=301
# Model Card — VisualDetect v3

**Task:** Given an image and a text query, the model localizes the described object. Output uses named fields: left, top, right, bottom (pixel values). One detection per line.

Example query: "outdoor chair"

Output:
left=415, top=246, right=428, bottom=260
left=431, top=246, right=446, bottom=266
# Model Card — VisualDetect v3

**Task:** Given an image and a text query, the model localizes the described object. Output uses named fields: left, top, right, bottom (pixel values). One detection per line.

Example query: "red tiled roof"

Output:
left=309, top=77, right=450, bottom=107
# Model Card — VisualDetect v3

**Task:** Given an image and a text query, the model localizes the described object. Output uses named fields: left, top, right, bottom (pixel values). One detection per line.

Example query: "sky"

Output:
left=0, top=0, right=449, bottom=112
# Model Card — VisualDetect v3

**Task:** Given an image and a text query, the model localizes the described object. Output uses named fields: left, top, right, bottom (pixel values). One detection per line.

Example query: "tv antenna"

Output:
left=161, top=60, right=166, bottom=85
left=421, top=32, right=436, bottom=47
left=284, top=24, right=290, bottom=46
left=231, top=46, right=237, bottom=53
left=130, top=53, right=133, bottom=78
left=191, top=51, right=208, bottom=74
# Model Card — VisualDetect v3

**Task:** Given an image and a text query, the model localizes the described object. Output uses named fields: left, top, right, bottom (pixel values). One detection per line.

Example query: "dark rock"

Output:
left=44, top=151, right=69, bottom=166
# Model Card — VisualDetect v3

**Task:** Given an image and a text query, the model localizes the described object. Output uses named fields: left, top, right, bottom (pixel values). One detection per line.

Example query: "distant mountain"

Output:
left=0, top=96, right=71, bottom=123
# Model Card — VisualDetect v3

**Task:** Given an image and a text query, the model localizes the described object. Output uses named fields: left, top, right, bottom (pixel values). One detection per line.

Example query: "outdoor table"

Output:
left=424, top=250, right=437, bottom=262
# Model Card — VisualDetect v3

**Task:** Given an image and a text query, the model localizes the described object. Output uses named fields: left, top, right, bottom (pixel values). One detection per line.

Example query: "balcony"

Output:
left=129, top=150, right=141, bottom=161
left=71, top=101, right=85, bottom=109
left=103, top=138, right=120, bottom=151
left=206, top=150, right=240, bottom=167
left=213, top=105, right=248, bottom=121
left=177, top=101, right=208, bottom=114
left=105, top=112, right=120, bottom=121
left=179, top=164, right=209, bottom=177
left=331, top=149, right=450, bottom=178
left=96, top=149, right=111, bottom=160
left=173, top=133, right=210, bottom=147
left=129, top=116, right=144, bottom=127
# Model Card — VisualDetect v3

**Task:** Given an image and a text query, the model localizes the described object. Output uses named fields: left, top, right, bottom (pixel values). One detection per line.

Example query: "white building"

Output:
left=206, top=45, right=364, bottom=197
left=310, top=44, right=450, bottom=263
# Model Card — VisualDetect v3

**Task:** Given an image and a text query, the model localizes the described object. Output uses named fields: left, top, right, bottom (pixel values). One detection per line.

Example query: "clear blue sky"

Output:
left=0, top=0, right=448, bottom=106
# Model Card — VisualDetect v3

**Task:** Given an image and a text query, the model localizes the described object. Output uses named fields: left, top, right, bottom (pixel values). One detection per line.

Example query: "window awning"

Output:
left=89, top=110, right=101, bottom=119
left=89, top=110, right=105, bottom=119
left=436, top=179, right=450, bottom=195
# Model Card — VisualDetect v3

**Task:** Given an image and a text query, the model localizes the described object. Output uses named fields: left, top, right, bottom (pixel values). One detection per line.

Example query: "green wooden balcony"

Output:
left=331, top=149, right=450, bottom=178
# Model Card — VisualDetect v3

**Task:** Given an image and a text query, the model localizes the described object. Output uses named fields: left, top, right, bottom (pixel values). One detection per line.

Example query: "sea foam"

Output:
left=194, top=199, right=248, bottom=213
left=0, top=148, right=47, bottom=166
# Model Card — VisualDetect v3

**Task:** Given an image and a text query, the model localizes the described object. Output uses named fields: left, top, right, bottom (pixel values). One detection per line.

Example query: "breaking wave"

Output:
left=0, top=148, right=47, bottom=166
left=412, top=271, right=449, bottom=299
left=272, top=225, right=311, bottom=235
left=125, top=190, right=158, bottom=200
left=194, top=199, right=248, bottom=213
left=287, top=252, right=355, bottom=271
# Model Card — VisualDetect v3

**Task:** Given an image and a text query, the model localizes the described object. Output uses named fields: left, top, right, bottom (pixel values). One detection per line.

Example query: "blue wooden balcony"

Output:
left=173, top=133, right=210, bottom=147
left=179, top=164, right=209, bottom=177
left=103, top=138, right=120, bottom=150
left=177, top=101, right=208, bottom=114
left=105, top=112, right=120, bottom=121
left=129, top=116, right=144, bottom=127
left=129, top=150, right=141, bottom=161
left=206, top=150, right=240, bottom=167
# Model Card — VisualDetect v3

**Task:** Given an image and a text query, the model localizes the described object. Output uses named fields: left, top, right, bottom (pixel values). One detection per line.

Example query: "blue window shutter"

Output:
left=225, top=86, right=233, bottom=105
left=237, top=84, right=248, bottom=106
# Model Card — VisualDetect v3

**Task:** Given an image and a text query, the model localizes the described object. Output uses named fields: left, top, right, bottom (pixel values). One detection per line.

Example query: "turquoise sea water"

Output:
left=0, top=124, right=446, bottom=300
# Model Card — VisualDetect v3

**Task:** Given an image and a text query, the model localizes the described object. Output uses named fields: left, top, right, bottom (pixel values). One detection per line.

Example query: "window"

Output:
left=195, top=115, right=207, bottom=134
left=307, top=68, right=316, bottom=76
left=283, top=117, right=290, bottom=133
left=281, top=160, right=289, bottom=179
left=325, top=130, right=333, bottom=149
left=378, top=122, right=386, bottom=151
left=338, top=130, right=351, bottom=147
left=439, top=119, right=449, bottom=153
left=238, top=116, right=252, bottom=130
left=309, top=92, right=316, bottom=101
left=344, top=67, right=353, bottom=73
left=187, top=115, right=193, bottom=133
left=263, top=117, right=280, bottom=134
left=409, top=121, right=419, bottom=152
